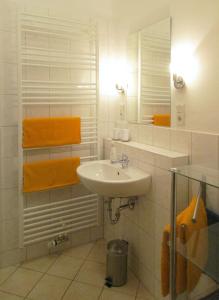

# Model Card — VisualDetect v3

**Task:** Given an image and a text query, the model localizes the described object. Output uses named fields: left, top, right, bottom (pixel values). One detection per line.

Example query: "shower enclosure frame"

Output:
left=170, top=165, right=219, bottom=300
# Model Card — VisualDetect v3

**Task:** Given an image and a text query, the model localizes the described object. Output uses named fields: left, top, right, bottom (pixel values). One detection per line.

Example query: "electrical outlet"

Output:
left=176, top=112, right=185, bottom=126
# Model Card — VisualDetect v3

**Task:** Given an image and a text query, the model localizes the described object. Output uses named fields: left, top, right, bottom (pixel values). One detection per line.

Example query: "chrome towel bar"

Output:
left=192, top=180, right=206, bottom=223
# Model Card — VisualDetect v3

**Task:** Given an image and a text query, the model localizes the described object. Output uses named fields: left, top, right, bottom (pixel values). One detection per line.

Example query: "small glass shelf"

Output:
left=171, top=165, right=219, bottom=189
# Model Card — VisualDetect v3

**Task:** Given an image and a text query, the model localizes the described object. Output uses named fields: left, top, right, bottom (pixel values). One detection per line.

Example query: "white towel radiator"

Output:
left=18, top=12, right=99, bottom=247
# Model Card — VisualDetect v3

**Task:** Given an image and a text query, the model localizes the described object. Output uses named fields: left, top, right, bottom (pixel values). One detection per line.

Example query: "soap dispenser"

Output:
left=110, top=142, right=117, bottom=163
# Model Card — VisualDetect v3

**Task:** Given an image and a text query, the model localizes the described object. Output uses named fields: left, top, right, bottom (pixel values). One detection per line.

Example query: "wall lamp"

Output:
left=173, top=74, right=185, bottom=89
left=171, top=43, right=199, bottom=89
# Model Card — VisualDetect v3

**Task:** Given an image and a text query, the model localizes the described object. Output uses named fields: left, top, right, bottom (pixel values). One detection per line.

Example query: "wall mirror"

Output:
left=126, top=18, right=171, bottom=126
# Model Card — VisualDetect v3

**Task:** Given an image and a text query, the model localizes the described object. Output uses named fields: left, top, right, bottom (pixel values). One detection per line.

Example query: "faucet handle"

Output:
left=121, top=153, right=129, bottom=168
left=121, top=153, right=129, bottom=161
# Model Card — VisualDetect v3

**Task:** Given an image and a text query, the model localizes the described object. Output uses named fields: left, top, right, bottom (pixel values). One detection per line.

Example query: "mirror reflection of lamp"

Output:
left=115, top=84, right=125, bottom=94
left=172, top=74, right=185, bottom=89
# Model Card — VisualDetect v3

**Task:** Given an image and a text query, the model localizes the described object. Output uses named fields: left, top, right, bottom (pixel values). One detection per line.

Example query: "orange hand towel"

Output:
left=153, top=114, right=170, bottom=127
left=161, top=197, right=208, bottom=297
left=23, top=157, right=80, bottom=193
left=23, top=117, right=81, bottom=148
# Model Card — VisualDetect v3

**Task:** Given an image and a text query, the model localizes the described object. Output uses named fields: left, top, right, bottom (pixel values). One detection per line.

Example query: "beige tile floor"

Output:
left=0, top=240, right=154, bottom=300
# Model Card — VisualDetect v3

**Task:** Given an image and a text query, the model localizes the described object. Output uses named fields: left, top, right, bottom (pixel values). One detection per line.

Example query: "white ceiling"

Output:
left=111, top=0, right=171, bottom=32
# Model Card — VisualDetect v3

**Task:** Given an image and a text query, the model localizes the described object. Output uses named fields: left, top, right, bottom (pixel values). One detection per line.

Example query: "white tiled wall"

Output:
left=103, top=122, right=219, bottom=214
left=103, top=121, right=219, bottom=166
left=0, top=0, right=219, bottom=297
left=103, top=138, right=188, bottom=299
left=0, top=0, right=20, bottom=268
left=0, top=0, right=108, bottom=267
left=102, top=126, right=219, bottom=299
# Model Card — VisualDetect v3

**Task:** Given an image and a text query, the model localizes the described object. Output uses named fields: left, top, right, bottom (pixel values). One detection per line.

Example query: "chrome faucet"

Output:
left=111, top=153, right=129, bottom=169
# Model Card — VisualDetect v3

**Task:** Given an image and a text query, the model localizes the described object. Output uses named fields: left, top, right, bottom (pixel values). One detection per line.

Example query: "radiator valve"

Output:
left=48, top=234, right=69, bottom=249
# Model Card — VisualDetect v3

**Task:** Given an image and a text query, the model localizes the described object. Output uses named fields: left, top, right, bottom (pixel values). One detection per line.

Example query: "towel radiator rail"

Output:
left=18, top=12, right=99, bottom=247
left=141, top=115, right=153, bottom=124
left=138, top=30, right=171, bottom=123
left=22, top=102, right=96, bottom=105
left=23, top=194, right=99, bottom=246
left=21, top=12, right=95, bottom=26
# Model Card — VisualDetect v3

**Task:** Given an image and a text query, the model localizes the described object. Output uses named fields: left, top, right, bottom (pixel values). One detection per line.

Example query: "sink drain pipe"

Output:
left=107, top=197, right=137, bottom=225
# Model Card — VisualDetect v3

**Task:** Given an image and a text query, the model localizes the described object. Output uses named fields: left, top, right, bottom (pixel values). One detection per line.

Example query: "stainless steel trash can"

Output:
left=105, top=239, right=128, bottom=287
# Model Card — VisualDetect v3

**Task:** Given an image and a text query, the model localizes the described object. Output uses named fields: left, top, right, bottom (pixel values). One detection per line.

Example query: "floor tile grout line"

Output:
left=0, top=266, right=44, bottom=299
left=99, top=286, right=141, bottom=300
left=42, top=271, right=77, bottom=281
left=60, top=240, right=96, bottom=260
left=75, top=277, right=105, bottom=289
left=23, top=257, right=69, bottom=300
left=60, top=241, right=99, bottom=300
left=72, top=240, right=141, bottom=299
left=44, top=254, right=61, bottom=273
left=62, top=240, right=107, bottom=298
left=0, top=240, right=105, bottom=300
left=0, top=239, right=145, bottom=300
left=0, top=288, right=27, bottom=299
left=85, top=258, right=106, bottom=265
left=87, top=241, right=97, bottom=256
left=20, top=265, right=47, bottom=274
left=59, top=275, right=74, bottom=300
left=22, top=271, right=45, bottom=299
left=0, top=264, right=20, bottom=287
left=71, top=253, right=91, bottom=281
left=86, top=241, right=107, bottom=264
left=44, top=252, right=66, bottom=275
left=97, top=285, right=105, bottom=300
left=4, top=241, right=99, bottom=300
left=60, top=263, right=88, bottom=298
left=21, top=252, right=60, bottom=273
left=135, top=279, right=141, bottom=300
left=46, top=250, right=86, bottom=283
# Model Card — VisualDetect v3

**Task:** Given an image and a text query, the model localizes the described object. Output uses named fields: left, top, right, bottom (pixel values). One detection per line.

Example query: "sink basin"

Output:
left=77, top=160, right=151, bottom=197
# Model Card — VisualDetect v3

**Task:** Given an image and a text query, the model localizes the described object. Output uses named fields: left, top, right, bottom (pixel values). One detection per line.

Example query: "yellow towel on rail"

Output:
left=23, top=117, right=81, bottom=148
left=161, top=196, right=208, bottom=297
left=23, top=157, right=80, bottom=193
left=153, top=114, right=170, bottom=127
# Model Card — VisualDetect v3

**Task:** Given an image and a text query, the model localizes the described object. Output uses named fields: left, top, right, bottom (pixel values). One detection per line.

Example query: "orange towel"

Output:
left=23, top=157, right=80, bottom=193
left=153, top=114, right=170, bottom=127
left=161, top=197, right=208, bottom=296
left=23, top=117, right=81, bottom=148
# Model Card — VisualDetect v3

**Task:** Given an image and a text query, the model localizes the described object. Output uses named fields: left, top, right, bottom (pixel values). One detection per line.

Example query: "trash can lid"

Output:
left=107, top=239, right=128, bottom=255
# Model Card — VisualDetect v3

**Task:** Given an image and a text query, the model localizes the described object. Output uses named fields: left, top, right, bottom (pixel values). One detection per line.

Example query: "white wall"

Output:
left=103, top=139, right=189, bottom=300
left=101, top=0, right=219, bottom=135
left=112, top=0, right=170, bottom=33
left=98, top=0, right=171, bottom=139
left=15, top=0, right=113, bottom=19
left=1, top=0, right=219, bottom=296
left=0, top=0, right=21, bottom=267
left=100, top=2, right=219, bottom=299
left=0, top=0, right=114, bottom=267
left=104, top=135, right=219, bottom=300
left=171, top=0, right=219, bottom=133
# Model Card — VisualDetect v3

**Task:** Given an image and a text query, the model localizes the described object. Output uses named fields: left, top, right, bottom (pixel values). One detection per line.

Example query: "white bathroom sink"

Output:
left=77, top=160, right=151, bottom=197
